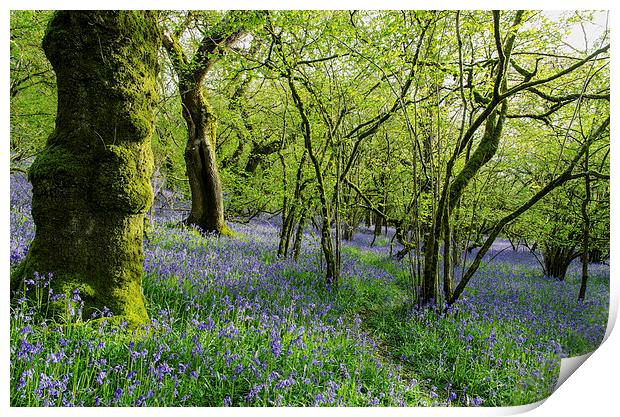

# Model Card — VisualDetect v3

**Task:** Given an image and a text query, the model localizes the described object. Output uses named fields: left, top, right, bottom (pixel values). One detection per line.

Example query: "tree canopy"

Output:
left=10, top=9, right=610, bottom=309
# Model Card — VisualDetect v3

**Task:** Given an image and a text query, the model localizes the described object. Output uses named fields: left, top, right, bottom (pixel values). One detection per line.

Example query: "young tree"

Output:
left=449, top=115, right=609, bottom=304
left=265, top=10, right=431, bottom=287
left=416, top=11, right=609, bottom=307
left=11, top=11, right=160, bottom=325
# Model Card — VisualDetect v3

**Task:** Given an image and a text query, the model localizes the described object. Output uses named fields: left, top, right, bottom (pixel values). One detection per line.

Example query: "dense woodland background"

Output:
left=9, top=10, right=610, bottom=407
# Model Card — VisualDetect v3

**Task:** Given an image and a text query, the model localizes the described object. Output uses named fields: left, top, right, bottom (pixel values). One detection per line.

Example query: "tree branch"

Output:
left=447, top=116, right=609, bottom=306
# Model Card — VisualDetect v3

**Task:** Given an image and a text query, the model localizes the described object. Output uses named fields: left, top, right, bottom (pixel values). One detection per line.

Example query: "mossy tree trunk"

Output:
left=342, top=221, right=355, bottom=241
left=373, top=210, right=384, bottom=237
left=278, top=150, right=307, bottom=257
left=180, top=82, right=231, bottom=235
left=421, top=11, right=522, bottom=307
left=161, top=13, right=253, bottom=236
left=292, top=209, right=307, bottom=260
left=12, top=11, right=160, bottom=325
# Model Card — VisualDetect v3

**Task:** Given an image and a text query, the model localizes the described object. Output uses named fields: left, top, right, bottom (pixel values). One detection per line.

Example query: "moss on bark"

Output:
left=181, top=85, right=233, bottom=237
left=12, top=11, right=160, bottom=326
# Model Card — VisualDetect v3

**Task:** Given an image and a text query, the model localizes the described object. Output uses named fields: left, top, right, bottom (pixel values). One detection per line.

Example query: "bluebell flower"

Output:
left=112, top=388, right=123, bottom=403
left=313, top=393, right=325, bottom=406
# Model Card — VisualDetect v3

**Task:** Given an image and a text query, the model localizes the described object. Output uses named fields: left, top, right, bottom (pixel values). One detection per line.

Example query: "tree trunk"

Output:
left=292, top=210, right=307, bottom=260
left=278, top=206, right=296, bottom=257
left=180, top=84, right=232, bottom=236
left=579, top=152, right=591, bottom=300
left=342, top=221, right=355, bottom=241
left=373, top=210, right=383, bottom=236
left=287, top=76, right=338, bottom=287
left=321, top=225, right=338, bottom=287
left=161, top=18, right=245, bottom=237
left=542, top=244, right=578, bottom=281
left=12, top=11, right=160, bottom=325
left=278, top=150, right=306, bottom=257
left=421, top=227, right=440, bottom=305
left=422, top=87, right=506, bottom=306
left=421, top=11, right=523, bottom=308
left=442, top=214, right=453, bottom=303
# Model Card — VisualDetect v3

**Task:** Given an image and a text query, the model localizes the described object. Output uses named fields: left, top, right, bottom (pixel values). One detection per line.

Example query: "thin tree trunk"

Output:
left=335, top=143, right=342, bottom=280
left=292, top=209, right=307, bottom=260
left=579, top=149, right=591, bottom=300
left=278, top=207, right=296, bottom=257
left=288, top=75, right=338, bottom=287
left=442, top=211, right=453, bottom=303
left=278, top=149, right=306, bottom=257
left=422, top=11, right=523, bottom=307
left=278, top=150, right=290, bottom=256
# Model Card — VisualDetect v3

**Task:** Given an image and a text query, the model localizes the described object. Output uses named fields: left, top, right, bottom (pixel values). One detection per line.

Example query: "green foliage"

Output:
left=10, top=10, right=56, bottom=171
left=12, top=11, right=609, bottom=256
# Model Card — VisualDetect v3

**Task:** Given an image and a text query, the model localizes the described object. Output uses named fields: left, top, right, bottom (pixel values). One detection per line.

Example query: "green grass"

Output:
left=339, top=247, right=568, bottom=406
left=10, top=225, right=607, bottom=407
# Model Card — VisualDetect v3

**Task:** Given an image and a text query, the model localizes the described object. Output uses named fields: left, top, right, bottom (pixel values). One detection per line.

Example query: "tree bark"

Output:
left=278, top=206, right=296, bottom=257
left=292, top=209, right=307, bottom=260
left=180, top=83, right=232, bottom=236
left=12, top=11, right=160, bottom=325
left=373, top=210, right=383, bottom=237
left=542, top=244, right=578, bottom=281
left=161, top=15, right=246, bottom=236
left=579, top=150, right=591, bottom=300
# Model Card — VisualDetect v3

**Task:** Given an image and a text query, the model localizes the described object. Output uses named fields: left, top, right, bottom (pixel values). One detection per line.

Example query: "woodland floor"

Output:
left=10, top=174, right=610, bottom=407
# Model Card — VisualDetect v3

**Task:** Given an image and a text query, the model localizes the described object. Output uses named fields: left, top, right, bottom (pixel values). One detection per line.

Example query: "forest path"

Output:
left=341, top=244, right=437, bottom=405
